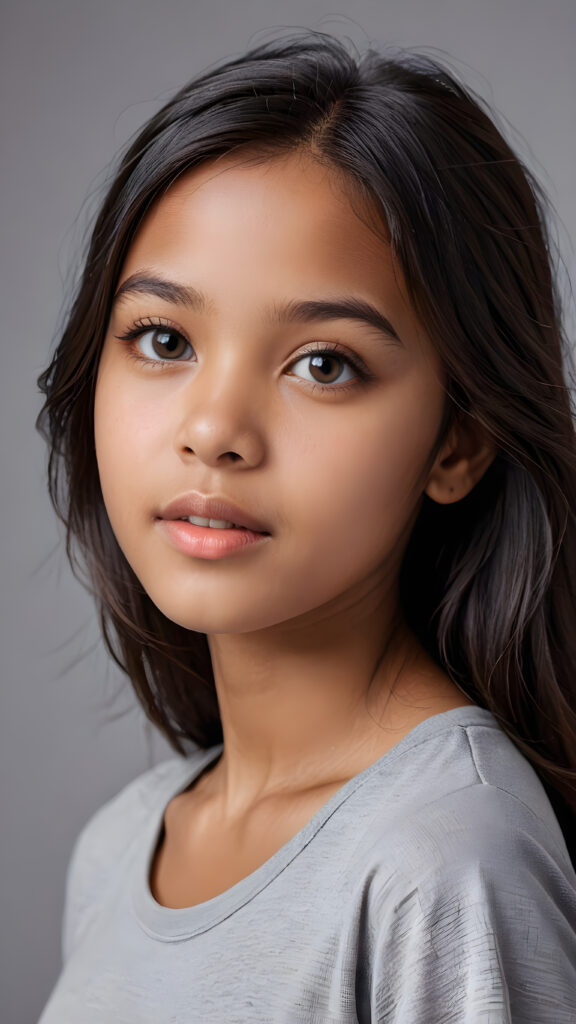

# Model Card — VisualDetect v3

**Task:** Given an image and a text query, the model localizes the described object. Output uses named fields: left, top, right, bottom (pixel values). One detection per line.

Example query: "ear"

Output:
left=424, top=412, right=498, bottom=505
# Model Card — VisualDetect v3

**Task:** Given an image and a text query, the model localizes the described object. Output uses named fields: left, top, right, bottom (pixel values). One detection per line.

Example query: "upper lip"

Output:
left=158, top=492, right=271, bottom=533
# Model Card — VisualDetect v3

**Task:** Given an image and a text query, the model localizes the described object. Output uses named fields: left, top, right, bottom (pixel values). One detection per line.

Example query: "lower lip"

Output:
left=157, top=519, right=271, bottom=559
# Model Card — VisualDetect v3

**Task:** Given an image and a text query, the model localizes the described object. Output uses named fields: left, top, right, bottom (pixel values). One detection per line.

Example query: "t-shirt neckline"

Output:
left=131, top=704, right=497, bottom=941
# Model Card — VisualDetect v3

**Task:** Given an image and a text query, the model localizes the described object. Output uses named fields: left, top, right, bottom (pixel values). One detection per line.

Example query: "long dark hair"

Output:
left=37, top=31, right=576, bottom=865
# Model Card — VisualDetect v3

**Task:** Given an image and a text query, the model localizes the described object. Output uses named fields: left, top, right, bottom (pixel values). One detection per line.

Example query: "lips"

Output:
left=157, top=492, right=271, bottom=534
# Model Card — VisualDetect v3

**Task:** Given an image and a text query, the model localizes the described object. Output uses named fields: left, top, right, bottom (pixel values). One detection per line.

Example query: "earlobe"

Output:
left=424, top=416, right=497, bottom=505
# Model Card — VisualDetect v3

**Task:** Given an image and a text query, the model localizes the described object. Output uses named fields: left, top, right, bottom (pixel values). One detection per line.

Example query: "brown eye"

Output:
left=308, top=353, right=344, bottom=383
left=137, top=328, right=192, bottom=361
left=290, top=350, right=357, bottom=387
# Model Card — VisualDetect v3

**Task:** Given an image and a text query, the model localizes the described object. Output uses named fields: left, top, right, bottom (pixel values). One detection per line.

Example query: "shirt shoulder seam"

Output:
left=460, top=723, right=563, bottom=841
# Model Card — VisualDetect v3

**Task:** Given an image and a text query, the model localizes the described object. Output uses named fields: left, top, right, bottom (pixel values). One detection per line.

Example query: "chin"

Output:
left=146, top=592, right=281, bottom=635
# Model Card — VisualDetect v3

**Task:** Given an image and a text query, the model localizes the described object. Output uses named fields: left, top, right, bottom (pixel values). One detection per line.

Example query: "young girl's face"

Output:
left=94, top=150, right=448, bottom=634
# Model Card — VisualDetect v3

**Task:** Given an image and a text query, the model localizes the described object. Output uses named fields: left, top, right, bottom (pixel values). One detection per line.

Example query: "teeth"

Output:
left=185, top=515, right=239, bottom=529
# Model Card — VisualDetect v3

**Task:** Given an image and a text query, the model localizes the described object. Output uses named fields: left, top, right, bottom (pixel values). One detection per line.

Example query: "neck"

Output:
left=201, top=585, right=441, bottom=818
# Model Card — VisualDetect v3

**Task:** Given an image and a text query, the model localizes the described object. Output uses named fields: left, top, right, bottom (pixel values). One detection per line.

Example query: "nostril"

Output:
left=181, top=446, right=244, bottom=461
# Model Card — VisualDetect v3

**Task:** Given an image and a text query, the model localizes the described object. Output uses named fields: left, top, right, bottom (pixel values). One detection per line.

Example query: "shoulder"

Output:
left=367, top=710, right=575, bottom=898
left=68, top=755, right=193, bottom=867
left=379, top=709, right=571, bottom=866
left=61, top=749, right=212, bottom=961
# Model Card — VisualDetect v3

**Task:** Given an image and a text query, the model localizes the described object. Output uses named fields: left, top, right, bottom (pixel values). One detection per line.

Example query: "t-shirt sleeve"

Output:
left=370, top=810, right=576, bottom=1022
left=60, top=757, right=185, bottom=964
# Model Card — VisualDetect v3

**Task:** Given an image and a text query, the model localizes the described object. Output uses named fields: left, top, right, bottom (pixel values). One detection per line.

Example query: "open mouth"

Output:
left=176, top=515, right=269, bottom=534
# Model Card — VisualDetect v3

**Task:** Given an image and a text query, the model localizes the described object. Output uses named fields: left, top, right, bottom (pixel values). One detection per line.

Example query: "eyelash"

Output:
left=114, top=317, right=375, bottom=392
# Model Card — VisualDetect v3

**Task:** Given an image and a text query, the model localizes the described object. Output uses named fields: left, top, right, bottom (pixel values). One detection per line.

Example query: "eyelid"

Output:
left=115, top=314, right=190, bottom=341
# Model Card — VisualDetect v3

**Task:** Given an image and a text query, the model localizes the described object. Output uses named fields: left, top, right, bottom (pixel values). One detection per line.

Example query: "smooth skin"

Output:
left=94, top=149, right=495, bottom=906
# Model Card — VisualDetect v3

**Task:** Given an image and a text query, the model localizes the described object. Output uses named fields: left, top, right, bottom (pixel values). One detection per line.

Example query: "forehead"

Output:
left=125, top=150, right=391, bottom=273
left=161, top=148, right=384, bottom=231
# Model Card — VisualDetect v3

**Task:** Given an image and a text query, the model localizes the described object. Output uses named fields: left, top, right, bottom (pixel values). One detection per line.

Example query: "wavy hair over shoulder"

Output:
left=37, top=31, right=576, bottom=866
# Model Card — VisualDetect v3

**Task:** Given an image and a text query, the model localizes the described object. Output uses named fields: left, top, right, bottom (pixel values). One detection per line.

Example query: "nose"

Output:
left=173, top=364, right=267, bottom=469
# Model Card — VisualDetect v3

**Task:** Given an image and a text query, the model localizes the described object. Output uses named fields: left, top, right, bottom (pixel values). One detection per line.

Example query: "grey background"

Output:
left=1, top=1, right=574, bottom=1021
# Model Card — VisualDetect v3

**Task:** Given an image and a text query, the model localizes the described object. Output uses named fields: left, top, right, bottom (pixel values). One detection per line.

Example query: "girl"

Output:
left=37, top=30, right=576, bottom=1023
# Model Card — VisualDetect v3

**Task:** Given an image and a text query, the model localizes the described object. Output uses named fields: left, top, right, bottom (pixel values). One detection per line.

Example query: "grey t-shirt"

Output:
left=38, top=706, right=576, bottom=1023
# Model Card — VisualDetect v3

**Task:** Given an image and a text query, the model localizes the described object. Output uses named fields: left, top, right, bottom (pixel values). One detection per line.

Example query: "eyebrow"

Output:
left=113, top=272, right=404, bottom=345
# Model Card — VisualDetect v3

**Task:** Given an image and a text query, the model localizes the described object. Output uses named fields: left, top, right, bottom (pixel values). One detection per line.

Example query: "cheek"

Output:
left=282, top=383, right=441, bottom=548
left=96, top=351, right=170, bottom=436
left=93, top=365, right=163, bottom=524
left=94, top=383, right=126, bottom=506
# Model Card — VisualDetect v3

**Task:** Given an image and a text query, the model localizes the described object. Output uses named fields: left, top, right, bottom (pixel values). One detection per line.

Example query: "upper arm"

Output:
left=61, top=817, right=98, bottom=964
left=370, top=816, right=576, bottom=1022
